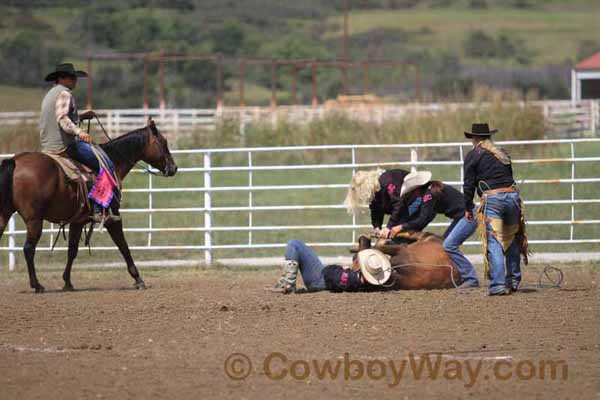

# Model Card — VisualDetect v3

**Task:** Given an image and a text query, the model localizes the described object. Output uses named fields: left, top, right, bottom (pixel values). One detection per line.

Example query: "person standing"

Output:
left=462, top=123, right=529, bottom=296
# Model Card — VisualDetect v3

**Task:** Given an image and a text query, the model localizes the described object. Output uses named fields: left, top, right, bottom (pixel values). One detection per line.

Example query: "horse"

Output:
left=356, top=232, right=461, bottom=289
left=0, top=119, right=177, bottom=293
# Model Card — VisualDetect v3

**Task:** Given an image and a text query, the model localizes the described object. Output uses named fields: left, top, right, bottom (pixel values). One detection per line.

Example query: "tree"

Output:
left=463, top=30, right=497, bottom=58
left=0, top=31, right=64, bottom=87
left=210, top=21, right=245, bottom=56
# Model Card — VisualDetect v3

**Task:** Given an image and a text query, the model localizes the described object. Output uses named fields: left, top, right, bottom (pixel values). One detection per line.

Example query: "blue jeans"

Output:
left=66, top=140, right=114, bottom=174
left=443, top=209, right=479, bottom=286
left=484, top=192, right=522, bottom=295
left=285, top=240, right=326, bottom=291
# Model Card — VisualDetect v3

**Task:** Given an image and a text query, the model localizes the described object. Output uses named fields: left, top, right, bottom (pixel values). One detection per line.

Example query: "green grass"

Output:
left=0, top=85, right=44, bottom=112
left=327, top=6, right=600, bottom=66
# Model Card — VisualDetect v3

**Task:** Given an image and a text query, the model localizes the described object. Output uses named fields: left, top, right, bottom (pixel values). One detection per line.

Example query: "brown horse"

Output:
left=357, top=232, right=460, bottom=289
left=0, top=119, right=177, bottom=293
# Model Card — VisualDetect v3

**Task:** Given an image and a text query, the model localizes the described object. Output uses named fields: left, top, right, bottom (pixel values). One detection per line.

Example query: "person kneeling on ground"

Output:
left=344, top=168, right=421, bottom=239
left=267, top=239, right=392, bottom=294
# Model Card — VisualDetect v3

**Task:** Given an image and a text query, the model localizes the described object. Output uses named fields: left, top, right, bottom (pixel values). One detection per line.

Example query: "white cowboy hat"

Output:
left=399, top=170, right=432, bottom=198
left=357, top=249, right=392, bottom=285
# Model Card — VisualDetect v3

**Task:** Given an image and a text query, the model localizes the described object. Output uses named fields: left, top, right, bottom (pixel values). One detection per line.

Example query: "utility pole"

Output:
left=342, top=0, right=349, bottom=95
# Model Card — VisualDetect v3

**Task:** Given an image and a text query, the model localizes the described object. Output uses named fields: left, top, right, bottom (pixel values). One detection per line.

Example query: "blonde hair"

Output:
left=344, top=169, right=384, bottom=215
left=478, top=138, right=511, bottom=165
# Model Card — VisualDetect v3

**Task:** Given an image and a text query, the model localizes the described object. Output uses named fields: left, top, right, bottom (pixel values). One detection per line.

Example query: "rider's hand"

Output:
left=465, top=209, right=474, bottom=221
left=78, top=131, right=92, bottom=143
left=79, top=110, right=97, bottom=121
left=378, top=227, right=390, bottom=239
left=390, top=225, right=404, bottom=238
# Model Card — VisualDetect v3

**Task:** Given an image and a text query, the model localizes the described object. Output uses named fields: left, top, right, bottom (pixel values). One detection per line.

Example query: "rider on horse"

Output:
left=40, top=63, right=118, bottom=223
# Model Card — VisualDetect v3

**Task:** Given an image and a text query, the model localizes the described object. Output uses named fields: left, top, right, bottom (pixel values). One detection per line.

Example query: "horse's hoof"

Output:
left=134, top=281, right=146, bottom=290
left=34, top=285, right=45, bottom=294
left=63, top=284, right=75, bottom=292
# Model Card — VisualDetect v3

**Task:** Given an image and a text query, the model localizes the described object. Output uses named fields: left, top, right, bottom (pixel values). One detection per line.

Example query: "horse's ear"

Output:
left=147, top=117, right=158, bottom=136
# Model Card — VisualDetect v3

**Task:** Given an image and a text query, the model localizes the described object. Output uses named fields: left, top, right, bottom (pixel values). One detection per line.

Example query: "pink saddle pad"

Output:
left=88, top=168, right=117, bottom=208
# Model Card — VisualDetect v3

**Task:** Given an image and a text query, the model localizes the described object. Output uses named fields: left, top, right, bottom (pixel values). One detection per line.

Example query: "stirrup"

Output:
left=107, top=210, right=121, bottom=223
left=91, top=212, right=104, bottom=224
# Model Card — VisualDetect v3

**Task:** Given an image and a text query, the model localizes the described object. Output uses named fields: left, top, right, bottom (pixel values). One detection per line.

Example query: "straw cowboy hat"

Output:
left=357, top=249, right=392, bottom=285
left=464, top=123, right=498, bottom=139
left=399, top=170, right=432, bottom=198
left=45, top=63, right=88, bottom=82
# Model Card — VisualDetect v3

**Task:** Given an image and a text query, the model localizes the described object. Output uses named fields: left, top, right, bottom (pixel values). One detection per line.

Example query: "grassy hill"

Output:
left=0, top=0, right=599, bottom=110
left=328, top=5, right=600, bottom=67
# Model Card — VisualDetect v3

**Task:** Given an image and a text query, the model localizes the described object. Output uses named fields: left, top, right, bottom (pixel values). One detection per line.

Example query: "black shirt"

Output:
left=402, top=184, right=466, bottom=232
left=369, top=169, right=410, bottom=229
left=463, top=146, right=515, bottom=210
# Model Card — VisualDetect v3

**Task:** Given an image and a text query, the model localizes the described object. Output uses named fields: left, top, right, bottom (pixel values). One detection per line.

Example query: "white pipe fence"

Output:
left=1, top=100, right=599, bottom=138
left=1, top=138, right=599, bottom=270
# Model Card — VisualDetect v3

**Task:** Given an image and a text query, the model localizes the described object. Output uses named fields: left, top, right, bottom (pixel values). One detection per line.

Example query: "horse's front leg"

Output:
left=63, top=223, right=84, bottom=291
left=106, top=220, right=145, bottom=290
left=23, top=219, right=44, bottom=293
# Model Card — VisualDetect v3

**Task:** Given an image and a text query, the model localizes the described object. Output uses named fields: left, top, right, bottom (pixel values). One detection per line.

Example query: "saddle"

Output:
left=43, top=151, right=95, bottom=223
left=44, top=151, right=94, bottom=183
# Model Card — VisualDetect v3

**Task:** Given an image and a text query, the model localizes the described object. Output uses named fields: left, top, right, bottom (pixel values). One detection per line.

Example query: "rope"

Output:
left=383, top=263, right=563, bottom=291
left=50, top=223, right=68, bottom=251
left=531, top=265, right=564, bottom=289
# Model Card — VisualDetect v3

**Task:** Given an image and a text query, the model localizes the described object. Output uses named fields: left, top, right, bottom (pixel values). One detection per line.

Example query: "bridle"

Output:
left=87, top=116, right=166, bottom=177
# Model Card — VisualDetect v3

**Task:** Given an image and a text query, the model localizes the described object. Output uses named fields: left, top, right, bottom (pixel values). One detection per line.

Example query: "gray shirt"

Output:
left=39, top=84, right=81, bottom=153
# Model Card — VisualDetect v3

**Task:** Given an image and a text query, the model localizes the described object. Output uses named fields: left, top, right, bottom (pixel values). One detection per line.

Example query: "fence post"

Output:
left=570, top=143, right=575, bottom=241
left=591, top=100, right=597, bottom=135
left=248, top=151, right=253, bottom=246
left=410, top=148, right=418, bottom=173
left=203, top=153, right=213, bottom=265
left=107, top=111, right=113, bottom=137
left=115, top=111, right=120, bottom=137
left=351, top=147, right=357, bottom=243
left=148, top=173, right=153, bottom=246
left=8, top=215, right=15, bottom=271
left=459, top=145, right=464, bottom=190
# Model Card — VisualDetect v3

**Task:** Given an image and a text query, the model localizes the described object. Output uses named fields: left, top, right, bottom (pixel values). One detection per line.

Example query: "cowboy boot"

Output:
left=266, top=260, right=299, bottom=294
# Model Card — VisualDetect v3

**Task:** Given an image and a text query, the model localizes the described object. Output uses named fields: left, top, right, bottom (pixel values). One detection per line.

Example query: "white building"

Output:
left=572, top=51, right=600, bottom=102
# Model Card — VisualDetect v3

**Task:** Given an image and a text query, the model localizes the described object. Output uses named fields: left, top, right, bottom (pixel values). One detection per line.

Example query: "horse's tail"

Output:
left=0, top=158, right=15, bottom=214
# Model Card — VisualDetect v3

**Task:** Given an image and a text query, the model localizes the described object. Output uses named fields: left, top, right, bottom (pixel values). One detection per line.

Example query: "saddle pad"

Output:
left=88, top=167, right=117, bottom=208
left=43, top=151, right=91, bottom=182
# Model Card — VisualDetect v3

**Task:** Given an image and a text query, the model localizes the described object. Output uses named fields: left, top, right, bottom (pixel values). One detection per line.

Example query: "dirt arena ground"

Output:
left=0, top=264, right=598, bottom=400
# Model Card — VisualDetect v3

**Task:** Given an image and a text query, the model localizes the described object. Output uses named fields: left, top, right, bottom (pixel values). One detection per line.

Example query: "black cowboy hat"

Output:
left=464, top=123, right=498, bottom=139
left=44, top=63, right=88, bottom=82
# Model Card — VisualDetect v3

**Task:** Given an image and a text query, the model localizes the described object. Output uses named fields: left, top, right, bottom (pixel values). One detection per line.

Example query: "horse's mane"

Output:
left=100, top=126, right=148, bottom=164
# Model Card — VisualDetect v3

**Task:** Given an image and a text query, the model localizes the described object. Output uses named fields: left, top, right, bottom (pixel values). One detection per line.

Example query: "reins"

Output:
left=90, top=115, right=162, bottom=176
